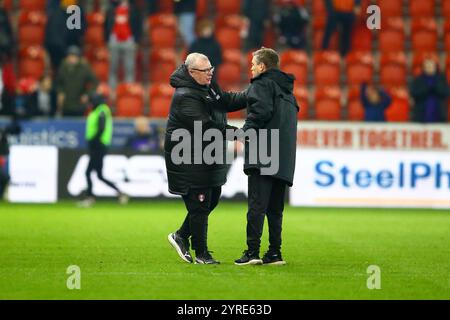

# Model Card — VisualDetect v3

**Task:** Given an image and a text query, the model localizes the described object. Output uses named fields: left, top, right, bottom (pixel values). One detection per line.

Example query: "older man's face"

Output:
left=188, top=58, right=214, bottom=86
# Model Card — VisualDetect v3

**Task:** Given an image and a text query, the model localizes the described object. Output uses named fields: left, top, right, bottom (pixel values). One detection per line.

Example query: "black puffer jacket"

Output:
left=164, top=65, right=246, bottom=195
left=242, top=69, right=299, bottom=186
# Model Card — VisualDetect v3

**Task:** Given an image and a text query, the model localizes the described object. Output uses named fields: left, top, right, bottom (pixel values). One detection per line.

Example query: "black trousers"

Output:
left=178, top=186, right=222, bottom=254
left=246, top=172, right=286, bottom=253
left=85, top=144, right=120, bottom=197
left=322, top=12, right=355, bottom=56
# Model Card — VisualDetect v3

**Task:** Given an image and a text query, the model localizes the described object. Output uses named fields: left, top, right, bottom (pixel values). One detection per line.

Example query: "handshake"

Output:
left=224, top=125, right=247, bottom=142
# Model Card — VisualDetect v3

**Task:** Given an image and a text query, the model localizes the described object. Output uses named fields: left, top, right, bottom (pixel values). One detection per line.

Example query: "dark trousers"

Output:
left=246, top=172, right=286, bottom=253
left=322, top=12, right=355, bottom=56
left=178, top=186, right=222, bottom=254
left=85, top=143, right=120, bottom=197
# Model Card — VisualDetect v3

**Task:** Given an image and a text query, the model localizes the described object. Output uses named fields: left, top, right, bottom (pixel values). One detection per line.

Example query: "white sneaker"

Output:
left=78, top=197, right=95, bottom=208
left=118, top=193, right=129, bottom=205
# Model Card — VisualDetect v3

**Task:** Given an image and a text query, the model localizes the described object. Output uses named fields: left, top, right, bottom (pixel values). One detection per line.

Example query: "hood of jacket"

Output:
left=170, top=64, right=208, bottom=91
left=252, top=68, right=295, bottom=94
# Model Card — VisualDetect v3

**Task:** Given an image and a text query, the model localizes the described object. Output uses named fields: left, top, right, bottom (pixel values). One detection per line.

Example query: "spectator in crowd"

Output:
left=45, top=0, right=87, bottom=72
left=126, top=116, right=162, bottom=152
left=56, top=45, right=98, bottom=117
left=0, top=55, right=16, bottom=116
left=188, top=19, right=223, bottom=78
left=0, top=0, right=14, bottom=59
left=410, top=58, right=449, bottom=123
left=360, top=82, right=392, bottom=122
left=31, top=75, right=58, bottom=117
left=243, top=0, right=271, bottom=51
left=174, top=0, right=197, bottom=48
left=322, top=0, right=361, bottom=57
left=273, top=0, right=310, bottom=49
left=104, top=0, right=142, bottom=89
left=15, top=77, right=38, bottom=119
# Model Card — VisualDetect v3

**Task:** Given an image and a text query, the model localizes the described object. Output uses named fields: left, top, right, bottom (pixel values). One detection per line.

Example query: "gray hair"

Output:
left=185, top=53, right=209, bottom=68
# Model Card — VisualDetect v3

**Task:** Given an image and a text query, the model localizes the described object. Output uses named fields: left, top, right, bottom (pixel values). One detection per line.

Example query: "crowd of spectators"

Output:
left=0, top=0, right=448, bottom=123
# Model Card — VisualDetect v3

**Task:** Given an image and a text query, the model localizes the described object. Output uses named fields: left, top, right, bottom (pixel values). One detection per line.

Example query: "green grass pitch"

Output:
left=0, top=201, right=449, bottom=300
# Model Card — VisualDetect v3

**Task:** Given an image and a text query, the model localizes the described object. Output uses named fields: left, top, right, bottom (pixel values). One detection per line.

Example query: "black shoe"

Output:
left=234, top=250, right=263, bottom=265
left=195, top=251, right=220, bottom=264
left=262, top=250, right=286, bottom=265
left=168, top=232, right=193, bottom=263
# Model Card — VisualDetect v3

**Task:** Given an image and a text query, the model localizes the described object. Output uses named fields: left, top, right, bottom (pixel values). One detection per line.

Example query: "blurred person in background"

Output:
left=105, top=0, right=142, bottom=89
left=56, top=45, right=98, bottom=117
left=31, top=75, right=58, bottom=117
left=79, top=92, right=129, bottom=207
left=410, top=58, right=449, bottom=123
left=174, top=0, right=197, bottom=48
left=322, top=0, right=361, bottom=57
left=45, top=0, right=87, bottom=72
left=0, top=116, right=21, bottom=200
left=0, top=0, right=14, bottom=59
left=126, top=116, right=162, bottom=152
left=14, top=77, right=38, bottom=119
left=243, top=0, right=271, bottom=51
left=274, top=0, right=310, bottom=49
left=360, top=82, right=391, bottom=122
left=0, top=54, right=16, bottom=116
left=188, top=19, right=223, bottom=80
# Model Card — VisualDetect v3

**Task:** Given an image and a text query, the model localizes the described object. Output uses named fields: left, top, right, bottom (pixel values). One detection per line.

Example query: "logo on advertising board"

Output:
left=63, top=152, right=248, bottom=199
left=290, top=150, right=450, bottom=209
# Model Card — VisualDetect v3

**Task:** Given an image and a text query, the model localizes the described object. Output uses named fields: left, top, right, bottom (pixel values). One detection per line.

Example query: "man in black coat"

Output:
left=234, top=47, right=299, bottom=266
left=165, top=53, right=246, bottom=264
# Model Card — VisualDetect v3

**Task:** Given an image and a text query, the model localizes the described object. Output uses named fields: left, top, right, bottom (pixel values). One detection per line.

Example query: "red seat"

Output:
left=85, top=12, right=105, bottom=47
left=158, top=0, right=174, bottom=13
left=19, top=0, right=46, bottom=11
left=149, top=83, right=174, bottom=118
left=293, top=86, right=308, bottom=120
left=280, top=50, right=308, bottom=86
left=216, top=26, right=241, bottom=50
left=380, top=52, right=407, bottom=88
left=215, top=0, right=241, bottom=15
left=347, top=87, right=364, bottom=121
left=378, top=17, right=405, bottom=53
left=443, top=0, right=450, bottom=17
left=217, top=62, right=242, bottom=86
left=18, top=11, right=47, bottom=47
left=385, top=87, right=409, bottom=122
left=411, top=18, right=438, bottom=53
left=314, top=87, right=342, bottom=121
left=313, top=51, right=341, bottom=86
left=409, top=0, right=435, bottom=17
left=19, top=46, right=46, bottom=79
left=89, top=47, right=109, bottom=82
left=412, top=52, right=439, bottom=76
left=351, top=21, right=373, bottom=52
left=149, top=49, right=177, bottom=83
left=3, top=0, right=13, bottom=10
left=346, top=52, right=374, bottom=86
left=312, top=0, right=327, bottom=16
left=116, top=83, right=145, bottom=117
left=148, top=14, right=177, bottom=49
left=378, top=0, right=403, bottom=17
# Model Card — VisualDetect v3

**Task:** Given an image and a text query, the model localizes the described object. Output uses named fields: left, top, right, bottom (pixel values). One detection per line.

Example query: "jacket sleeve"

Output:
left=210, top=83, right=248, bottom=112
left=379, top=89, right=392, bottom=110
left=242, top=81, right=274, bottom=131
left=178, top=94, right=227, bottom=132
